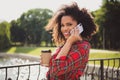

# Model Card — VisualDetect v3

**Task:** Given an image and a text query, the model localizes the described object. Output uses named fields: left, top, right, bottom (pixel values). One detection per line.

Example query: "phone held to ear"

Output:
left=76, top=23, right=84, bottom=34
left=70, top=23, right=84, bottom=34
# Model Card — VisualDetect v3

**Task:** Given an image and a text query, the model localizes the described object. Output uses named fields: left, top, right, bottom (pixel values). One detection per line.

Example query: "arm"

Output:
left=49, top=41, right=90, bottom=77
left=55, top=39, right=72, bottom=59
left=56, top=27, right=82, bottom=59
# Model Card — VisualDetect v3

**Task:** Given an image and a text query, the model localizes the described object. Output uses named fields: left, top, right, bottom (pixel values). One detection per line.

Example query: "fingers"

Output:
left=70, top=29, right=73, bottom=34
left=75, top=27, right=79, bottom=35
left=40, top=55, right=43, bottom=64
left=71, top=27, right=79, bottom=35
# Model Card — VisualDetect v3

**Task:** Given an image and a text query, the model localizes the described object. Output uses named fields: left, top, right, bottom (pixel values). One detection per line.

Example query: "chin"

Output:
left=64, top=35, right=70, bottom=40
left=65, top=37, right=69, bottom=40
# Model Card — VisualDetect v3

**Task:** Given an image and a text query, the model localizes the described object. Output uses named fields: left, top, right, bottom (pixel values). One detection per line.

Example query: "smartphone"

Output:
left=70, top=23, right=84, bottom=34
left=76, top=23, right=84, bottom=34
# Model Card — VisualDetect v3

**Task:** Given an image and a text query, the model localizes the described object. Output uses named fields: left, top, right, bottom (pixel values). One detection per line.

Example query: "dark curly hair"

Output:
left=45, top=2, right=98, bottom=46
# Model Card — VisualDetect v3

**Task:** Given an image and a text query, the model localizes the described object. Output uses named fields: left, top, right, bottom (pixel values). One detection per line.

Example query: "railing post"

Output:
left=5, top=68, right=7, bottom=80
left=100, top=60, right=104, bottom=80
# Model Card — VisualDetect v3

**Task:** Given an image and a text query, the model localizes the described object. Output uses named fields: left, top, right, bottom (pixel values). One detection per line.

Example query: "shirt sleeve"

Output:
left=49, top=41, right=90, bottom=77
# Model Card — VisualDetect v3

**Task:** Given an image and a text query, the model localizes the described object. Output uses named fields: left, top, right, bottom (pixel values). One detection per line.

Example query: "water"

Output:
left=0, top=56, right=91, bottom=80
left=0, top=57, right=48, bottom=80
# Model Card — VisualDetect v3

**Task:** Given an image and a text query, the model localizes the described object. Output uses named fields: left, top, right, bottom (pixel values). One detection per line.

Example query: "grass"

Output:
left=89, top=49, right=120, bottom=67
left=3, top=47, right=120, bottom=57
left=2, top=46, right=56, bottom=56
left=89, top=49, right=120, bottom=59
left=1, top=46, right=120, bottom=67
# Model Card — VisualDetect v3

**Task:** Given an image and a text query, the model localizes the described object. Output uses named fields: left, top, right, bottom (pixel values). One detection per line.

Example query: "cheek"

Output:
left=61, top=27, right=65, bottom=32
left=70, top=27, right=73, bottom=30
left=60, top=28, right=64, bottom=36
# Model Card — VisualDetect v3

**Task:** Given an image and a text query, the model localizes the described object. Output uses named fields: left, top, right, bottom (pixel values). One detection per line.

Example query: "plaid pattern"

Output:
left=46, top=41, right=90, bottom=80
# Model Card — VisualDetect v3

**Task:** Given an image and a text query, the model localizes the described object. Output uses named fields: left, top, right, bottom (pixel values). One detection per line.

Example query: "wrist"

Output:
left=79, top=38, right=83, bottom=42
left=66, top=39, right=73, bottom=45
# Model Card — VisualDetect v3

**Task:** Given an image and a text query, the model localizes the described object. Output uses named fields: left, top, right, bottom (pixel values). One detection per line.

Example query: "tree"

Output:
left=16, top=8, right=53, bottom=46
left=10, top=20, right=25, bottom=45
left=0, top=21, right=11, bottom=50
left=93, top=0, right=120, bottom=50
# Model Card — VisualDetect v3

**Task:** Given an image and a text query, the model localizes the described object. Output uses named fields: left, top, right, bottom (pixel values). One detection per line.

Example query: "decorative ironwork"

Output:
left=0, top=58, right=120, bottom=80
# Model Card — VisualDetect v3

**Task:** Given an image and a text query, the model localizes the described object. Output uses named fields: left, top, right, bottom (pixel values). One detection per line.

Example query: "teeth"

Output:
left=64, top=32, right=69, bottom=34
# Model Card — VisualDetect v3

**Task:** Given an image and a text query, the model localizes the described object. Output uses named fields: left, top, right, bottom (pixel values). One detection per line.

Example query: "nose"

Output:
left=63, top=26, right=69, bottom=31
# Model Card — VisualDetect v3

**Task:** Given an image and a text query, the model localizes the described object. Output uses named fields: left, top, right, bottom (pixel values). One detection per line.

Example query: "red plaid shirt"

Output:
left=46, top=40, right=90, bottom=80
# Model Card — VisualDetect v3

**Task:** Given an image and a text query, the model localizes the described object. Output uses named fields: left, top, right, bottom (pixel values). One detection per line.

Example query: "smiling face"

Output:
left=61, top=15, right=77, bottom=39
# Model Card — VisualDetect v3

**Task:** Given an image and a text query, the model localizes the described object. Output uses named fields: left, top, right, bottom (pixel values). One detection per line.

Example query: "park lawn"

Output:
left=4, top=47, right=120, bottom=58
left=3, top=46, right=56, bottom=56
left=89, top=49, right=120, bottom=67
left=2, top=47, right=120, bottom=67
left=89, top=49, right=120, bottom=59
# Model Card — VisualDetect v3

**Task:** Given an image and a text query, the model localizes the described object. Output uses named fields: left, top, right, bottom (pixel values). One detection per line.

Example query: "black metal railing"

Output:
left=81, top=58, right=120, bottom=80
left=0, top=63, right=41, bottom=80
left=0, top=58, right=120, bottom=80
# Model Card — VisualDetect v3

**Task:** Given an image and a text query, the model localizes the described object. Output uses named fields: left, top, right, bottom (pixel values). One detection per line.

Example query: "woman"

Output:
left=43, top=2, right=98, bottom=80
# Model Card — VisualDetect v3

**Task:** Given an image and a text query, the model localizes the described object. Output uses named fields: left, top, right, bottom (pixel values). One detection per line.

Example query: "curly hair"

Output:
left=45, top=2, right=98, bottom=46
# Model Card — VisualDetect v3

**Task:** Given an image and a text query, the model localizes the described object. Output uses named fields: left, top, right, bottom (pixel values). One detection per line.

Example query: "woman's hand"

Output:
left=40, top=55, right=50, bottom=67
left=67, top=27, right=83, bottom=44
left=56, top=27, right=83, bottom=59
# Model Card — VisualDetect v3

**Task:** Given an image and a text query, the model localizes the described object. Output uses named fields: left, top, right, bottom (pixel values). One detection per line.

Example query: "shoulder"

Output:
left=75, top=40, right=90, bottom=48
left=51, top=47, right=60, bottom=55
left=71, top=40, right=91, bottom=52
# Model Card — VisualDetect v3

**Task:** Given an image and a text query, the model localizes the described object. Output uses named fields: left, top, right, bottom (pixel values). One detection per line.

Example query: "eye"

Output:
left=66, top=23, right=72, bottom=26
left=61, top=24, right=64, bottom=27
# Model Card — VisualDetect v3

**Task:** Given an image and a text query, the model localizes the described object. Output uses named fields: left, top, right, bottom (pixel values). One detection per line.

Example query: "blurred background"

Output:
left=0, top=0, right=120, bottom=53
left=0, top=0, right=120, bottom=80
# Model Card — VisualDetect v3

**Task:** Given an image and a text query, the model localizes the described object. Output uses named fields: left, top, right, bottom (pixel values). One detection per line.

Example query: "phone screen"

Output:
left=76, top=23, right=84, bottom=34
left=70, top=23, right=84, bottom=34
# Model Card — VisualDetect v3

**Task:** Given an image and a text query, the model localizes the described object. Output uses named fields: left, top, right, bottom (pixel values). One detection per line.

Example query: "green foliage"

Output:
left=92, top=0, right=120, bottom=50
left=0, top=21, right=11, bottom=50
left=102, top=0, right=120, bottom=50
left=1, top=0, right=120, bottom=50
left=10, top=8, right=53, bottom=46
left=10, top=20, right=25, bottom=43
left=19, top=8, right=53, bottom=44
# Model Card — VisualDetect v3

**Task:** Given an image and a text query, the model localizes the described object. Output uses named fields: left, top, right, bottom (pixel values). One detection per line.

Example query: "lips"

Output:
left=63, top=32, right=70, bottom=37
